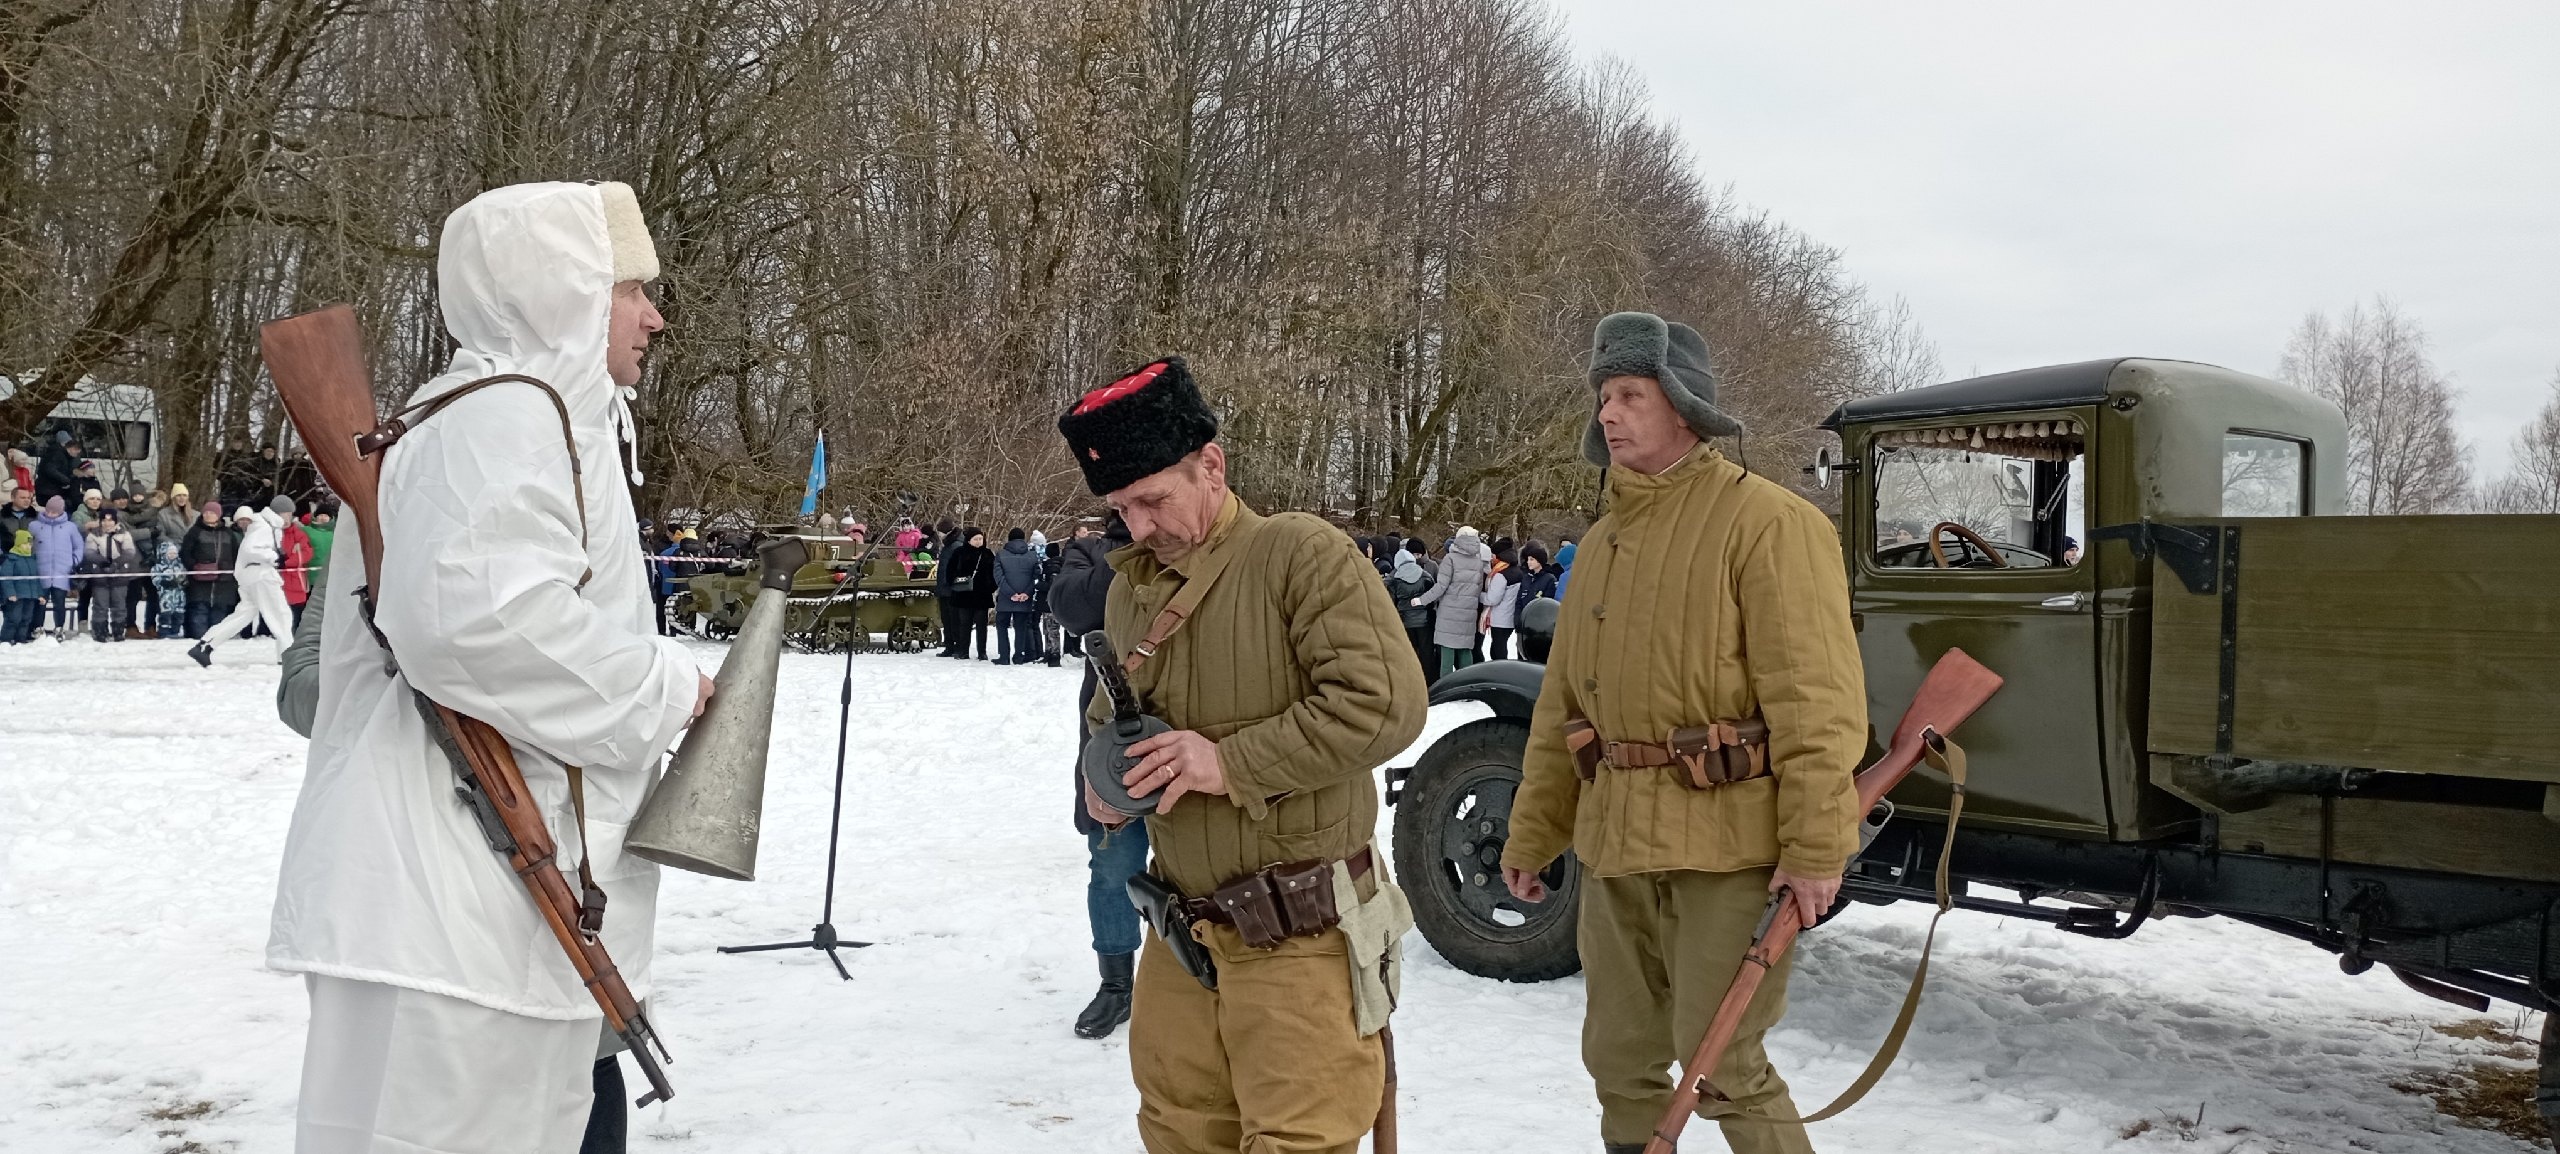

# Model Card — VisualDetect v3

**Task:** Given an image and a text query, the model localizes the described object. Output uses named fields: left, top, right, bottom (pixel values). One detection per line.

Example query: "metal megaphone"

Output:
left=627, top=535, right=809, bottom=880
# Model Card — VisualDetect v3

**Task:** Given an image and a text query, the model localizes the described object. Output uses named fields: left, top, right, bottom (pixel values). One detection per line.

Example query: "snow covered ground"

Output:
left=1, top=636, right=2546, bottom=1153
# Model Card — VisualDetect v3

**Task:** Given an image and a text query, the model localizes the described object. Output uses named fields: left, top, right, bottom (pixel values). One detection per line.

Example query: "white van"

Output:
left=1, top=376, right=160, bottom=495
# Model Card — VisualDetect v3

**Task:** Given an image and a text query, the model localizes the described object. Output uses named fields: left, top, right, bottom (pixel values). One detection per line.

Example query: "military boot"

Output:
left=1073, top=951, right=1135, bottom=1039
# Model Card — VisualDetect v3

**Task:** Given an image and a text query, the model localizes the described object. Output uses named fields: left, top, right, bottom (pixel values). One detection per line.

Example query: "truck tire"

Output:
left=1391, top=717, right=1582, bottom=982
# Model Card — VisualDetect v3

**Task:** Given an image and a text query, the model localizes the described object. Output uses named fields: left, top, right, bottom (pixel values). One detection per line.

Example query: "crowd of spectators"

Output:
left=1, top=434, right=335, bottom=649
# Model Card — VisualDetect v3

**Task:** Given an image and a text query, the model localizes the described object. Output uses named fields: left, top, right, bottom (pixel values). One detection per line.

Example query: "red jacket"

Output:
left=280, top=521, right=315, bottom=605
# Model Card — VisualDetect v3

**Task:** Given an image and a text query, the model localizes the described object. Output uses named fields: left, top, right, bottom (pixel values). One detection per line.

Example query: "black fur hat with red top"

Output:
left=1057, top=356, right=1219, bottom=496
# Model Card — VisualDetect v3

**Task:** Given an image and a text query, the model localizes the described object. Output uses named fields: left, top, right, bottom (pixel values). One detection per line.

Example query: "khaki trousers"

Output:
left=1581, top=867, right=1815, bottom=1154
left=1129, top=922, right=1383, bottom=1154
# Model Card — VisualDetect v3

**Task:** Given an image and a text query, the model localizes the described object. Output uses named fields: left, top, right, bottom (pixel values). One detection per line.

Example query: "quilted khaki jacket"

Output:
left=1500, top=448, right=1865, bottom=880
left=1091, top=495, right=1427, bottom=896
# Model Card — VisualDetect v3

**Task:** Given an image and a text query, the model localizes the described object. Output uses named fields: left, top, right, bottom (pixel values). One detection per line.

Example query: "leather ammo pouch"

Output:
left=1126, top=872, right=1219, bottom=990
left=1667, top=717, right=1771, bottom=790
left=1204, top=858, right=1344, bottom=950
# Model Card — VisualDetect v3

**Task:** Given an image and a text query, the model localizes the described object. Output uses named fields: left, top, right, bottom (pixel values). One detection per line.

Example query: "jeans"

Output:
left=999, top=610, right=1040, bottom=663
left=43, top=587, right=67, bottom=630
left=187, top=599, right=218, bottom=639
left=1086, top=823, right=1150, bottom=956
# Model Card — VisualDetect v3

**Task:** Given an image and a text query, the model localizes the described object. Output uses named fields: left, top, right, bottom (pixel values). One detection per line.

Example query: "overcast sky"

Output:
left=1550, top=1, right=2560, bottom=477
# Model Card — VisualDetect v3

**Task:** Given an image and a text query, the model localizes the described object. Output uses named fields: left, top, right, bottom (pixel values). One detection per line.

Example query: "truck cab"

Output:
left=1824, top=358, right=2345, bottom=843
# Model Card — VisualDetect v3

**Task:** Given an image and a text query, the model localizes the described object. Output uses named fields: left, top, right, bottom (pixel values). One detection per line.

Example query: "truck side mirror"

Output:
left=1802, top=446, right=1859, bottom=489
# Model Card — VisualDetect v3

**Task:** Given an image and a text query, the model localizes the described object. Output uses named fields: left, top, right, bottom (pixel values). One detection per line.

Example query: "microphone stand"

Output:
left=718, top=549, right=879, bottom=979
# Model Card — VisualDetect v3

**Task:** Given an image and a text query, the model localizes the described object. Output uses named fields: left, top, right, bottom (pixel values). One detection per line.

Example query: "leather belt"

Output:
left=1567, top=717, right=1772, bottom=790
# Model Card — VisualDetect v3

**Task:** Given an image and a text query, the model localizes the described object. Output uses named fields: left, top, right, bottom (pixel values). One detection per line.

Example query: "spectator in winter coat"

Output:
left=151, top=540, right=187, bottom=638
left=930, top=518, right=964, bottom=653
left=992, top=527, right=1046, bottom=664
left=1387, top=539, right=1437, bottom=682
left=1047, top=512, right=1145, bottom=1039
left=278, top=497, right=317, bottom=628
left=1, top=529, right=38, bottom=643
left=941, top=527, right=996, bottom=659
left=0, top=485, right=35, bottom=544
left=35, top=433, right=79, bottom=505
left=1480, top=548, right=1517, bottom=661
left=304, top=508, right=335, bottom=572
left=180, top=501, right=241, bottom=638
left=122, top=490, right=163, bottom=637
left=1036, top=537, right=1065, bottom=667
left=72, top=487, right=102, bottom=528
left=1509, top=544, right=1560, bottom=659
left=5, top=447, right=32, bottom=499
left=891, top=518, right=924, bottom=571
left=1410, top=525, right=1491, bottom=677
left=30, top=495, right=83, bottom=635
left=1553, top=537, right=1577, bottom=600
left=80, top=509, right=142, bottom=641
left=160, top=484, right=197, bottom=544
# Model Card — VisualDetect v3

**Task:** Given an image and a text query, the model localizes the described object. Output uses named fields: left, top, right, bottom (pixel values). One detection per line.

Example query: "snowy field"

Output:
left=1, top=636, right=2546, bottom=1153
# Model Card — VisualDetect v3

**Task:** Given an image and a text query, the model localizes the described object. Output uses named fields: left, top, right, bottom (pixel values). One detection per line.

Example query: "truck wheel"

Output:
left=2539, top=1012, right=2560, bottom=1149
left=1391, top=718, right=1582, bottom=982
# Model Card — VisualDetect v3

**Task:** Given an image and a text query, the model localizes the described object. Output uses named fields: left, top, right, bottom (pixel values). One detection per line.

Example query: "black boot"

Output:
left=1073, top=951, right=1135, bottom=1039
left=188, top=641, right=213, bottom=667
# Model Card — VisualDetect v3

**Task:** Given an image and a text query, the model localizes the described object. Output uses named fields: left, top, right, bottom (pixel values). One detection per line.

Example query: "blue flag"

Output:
left=800, top=433, right=827, bottom=517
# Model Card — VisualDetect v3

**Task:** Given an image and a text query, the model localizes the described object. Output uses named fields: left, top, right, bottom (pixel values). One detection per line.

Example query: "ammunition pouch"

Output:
left=1570, top=715, right=1771, bottom=789
left=1177, top=847, right=1376, bottom=951
left=1126, top=872, right=1218, bottom=990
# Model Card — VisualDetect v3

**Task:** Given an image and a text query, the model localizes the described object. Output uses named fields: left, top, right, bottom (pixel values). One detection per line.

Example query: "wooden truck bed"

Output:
left=2148, top=514, right=2560, bottom=783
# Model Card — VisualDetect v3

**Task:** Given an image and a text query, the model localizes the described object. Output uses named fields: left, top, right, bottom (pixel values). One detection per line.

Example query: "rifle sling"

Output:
left=1120, top=520, right=1248, bottom=675
left=359, top=373, right=593, bottom=589
left=1724, top=734, right=1969, bottom=1127
left=363, top=372, right=608, bottom=931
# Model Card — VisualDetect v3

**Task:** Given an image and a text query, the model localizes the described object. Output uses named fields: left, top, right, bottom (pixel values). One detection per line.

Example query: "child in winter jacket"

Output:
left=0, top=529, right=37, bottom=643
left=152, top=540, right=187, bottom=638
left=80, top=510, right=142, bottom=641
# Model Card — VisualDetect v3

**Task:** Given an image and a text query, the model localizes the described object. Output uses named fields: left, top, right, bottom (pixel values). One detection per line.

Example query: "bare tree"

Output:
left=2483, top=371, right=2560, bottom=514
left=2276, top=298, right=2471, bottom=514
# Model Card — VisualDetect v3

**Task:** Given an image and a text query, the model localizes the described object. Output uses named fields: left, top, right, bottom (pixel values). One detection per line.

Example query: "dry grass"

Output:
left=2393, top=1061, right=2547, bottom=1144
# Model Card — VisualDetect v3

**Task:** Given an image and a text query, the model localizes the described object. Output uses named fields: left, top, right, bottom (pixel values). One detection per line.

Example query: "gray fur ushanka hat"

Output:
left=1582, top=311, right=1740, bottom=466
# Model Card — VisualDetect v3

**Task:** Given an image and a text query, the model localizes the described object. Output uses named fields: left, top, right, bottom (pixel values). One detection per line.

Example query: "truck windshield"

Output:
left=1871, top=421, right=2085, bottom=570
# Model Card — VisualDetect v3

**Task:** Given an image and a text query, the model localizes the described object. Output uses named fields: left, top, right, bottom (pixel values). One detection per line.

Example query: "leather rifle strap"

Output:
left=566, top=765, right=606, bottom=937
left=1738, top=735, right=1969, bottom=1126
left=1120, top=524, right=1247, bottom=675
left=364, top=374, right=594, bottom=590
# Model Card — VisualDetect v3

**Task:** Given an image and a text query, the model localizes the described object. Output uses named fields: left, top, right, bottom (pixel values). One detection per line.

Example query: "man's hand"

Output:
left=1122, top=729, right=1227, bottom=813
left=1083, top=779, right=1128, bottom=828
left=1502, top=865, right=1548, bottom=904
left=1011, top=592, right=1029, bottom=602
left=1770, top=868, right=1841, bottom=927
left=692, top=672, right=715, bottom=720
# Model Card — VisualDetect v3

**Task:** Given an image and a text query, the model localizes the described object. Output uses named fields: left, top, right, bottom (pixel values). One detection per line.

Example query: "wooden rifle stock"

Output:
left=260, top=304, right=676, bottom=1107
left=1644, top=647, right=2003, bottom=1153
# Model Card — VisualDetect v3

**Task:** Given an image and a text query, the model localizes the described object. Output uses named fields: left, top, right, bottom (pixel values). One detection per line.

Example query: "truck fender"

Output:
left=1427, top=659, right=1544, bottom=720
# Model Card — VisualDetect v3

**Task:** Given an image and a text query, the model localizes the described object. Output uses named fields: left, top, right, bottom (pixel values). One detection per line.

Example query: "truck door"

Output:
left=1853, top=417, right=2110, bottom=836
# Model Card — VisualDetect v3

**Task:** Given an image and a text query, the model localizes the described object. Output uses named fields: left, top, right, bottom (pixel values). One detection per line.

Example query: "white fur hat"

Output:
left=593, top=181, right=660, bottom=284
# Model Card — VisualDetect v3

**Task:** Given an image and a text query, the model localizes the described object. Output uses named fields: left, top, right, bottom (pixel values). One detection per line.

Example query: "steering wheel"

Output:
left=1927, top=521, right=2010, bottom=569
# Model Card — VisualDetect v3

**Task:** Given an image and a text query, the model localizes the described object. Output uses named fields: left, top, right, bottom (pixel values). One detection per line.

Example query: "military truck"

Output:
left=1389, top=358, right=2560, bottom=1138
